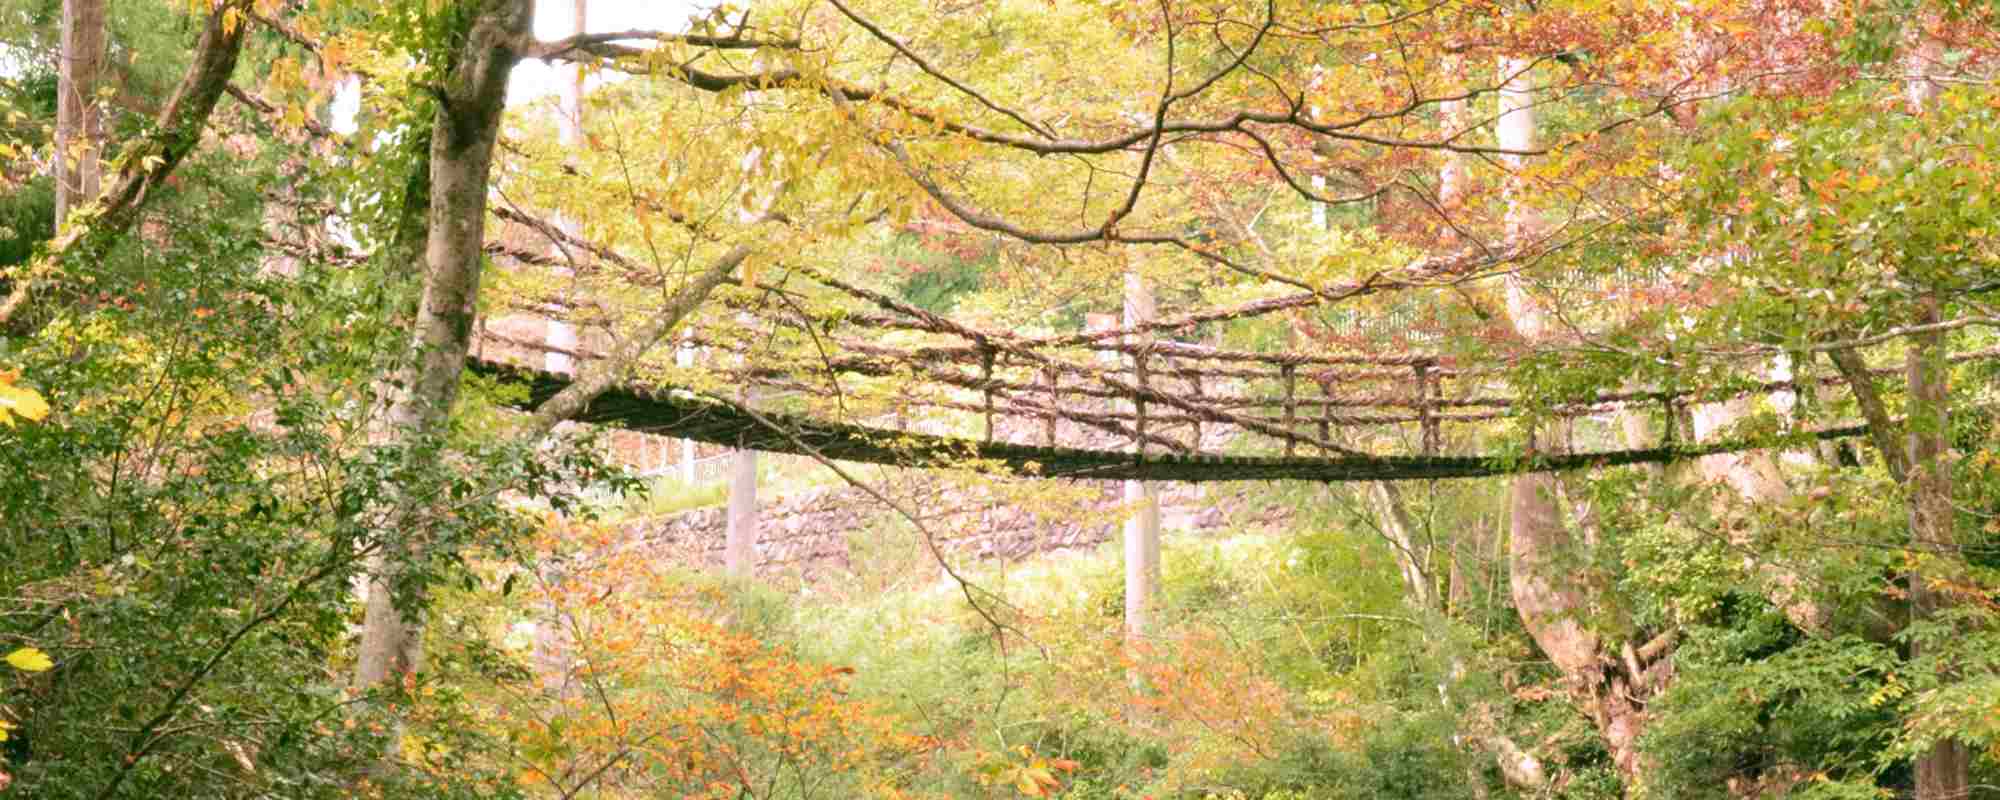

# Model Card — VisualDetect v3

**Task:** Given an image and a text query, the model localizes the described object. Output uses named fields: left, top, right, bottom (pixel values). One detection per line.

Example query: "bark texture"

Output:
left=1493, top=56, right=1657, bottom=782
left=1688, top=396, right=1830, bottom=634
left=1901, top=30, right=1968, bottom=796
left=1906, top=295, right=1968, bottom=800
left=3, top=0, right=250, bottom=327
left=355, top=0, right=534, bottom=693
left=1365, top=480, right=1435, bottom=611
left=522, top=247, right=745, bottom=436
left=54, top=0, right=106, bottom=228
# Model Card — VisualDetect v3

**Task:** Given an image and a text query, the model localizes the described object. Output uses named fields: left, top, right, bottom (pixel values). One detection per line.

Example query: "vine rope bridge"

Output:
left=469, top=260, right=2000, bottom=483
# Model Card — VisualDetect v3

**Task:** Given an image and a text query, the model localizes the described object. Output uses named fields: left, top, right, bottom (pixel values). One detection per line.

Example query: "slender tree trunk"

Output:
left=1899, top=30, right=1970, bottom=798
left=1436, top=53, right=1467, bottom=242
left=1907, top=294, right=1967, bottom=799
left=5, top=0, right=249, bottom=329
left=55, top=0, right=106, bottom=230
left=1366, top=481, right=1435, bottom=611
left=355, top=0, right=534, bottom=694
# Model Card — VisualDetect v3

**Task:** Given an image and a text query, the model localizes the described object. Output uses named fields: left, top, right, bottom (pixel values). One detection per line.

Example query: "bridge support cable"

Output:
left=469, top=359, right=1884, bottom=484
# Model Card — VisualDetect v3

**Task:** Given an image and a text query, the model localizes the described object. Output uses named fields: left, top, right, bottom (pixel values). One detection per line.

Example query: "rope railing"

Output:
left=476, top=225, right=2000, bottom=472
left=464, top=357, right=1890, bottom=483
left=482, top=284, right=2000, bottom=468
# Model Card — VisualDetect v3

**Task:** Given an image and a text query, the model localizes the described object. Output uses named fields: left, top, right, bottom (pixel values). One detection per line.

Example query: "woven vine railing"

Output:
left=470, top=260, right=2000, bottom=482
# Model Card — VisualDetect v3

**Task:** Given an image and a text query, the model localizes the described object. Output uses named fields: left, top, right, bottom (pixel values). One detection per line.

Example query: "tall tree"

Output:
left=354, top=0, right=535, bottom=694
left=52, top=0, right=104, bottom=229
left=1898, top=24, right=1969, bottom=799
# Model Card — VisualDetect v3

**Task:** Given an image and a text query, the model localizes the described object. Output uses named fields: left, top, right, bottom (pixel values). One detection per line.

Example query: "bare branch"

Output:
left=822, top=0, right=1055, bottom=139
left=529, top=28, right=798, bottom=60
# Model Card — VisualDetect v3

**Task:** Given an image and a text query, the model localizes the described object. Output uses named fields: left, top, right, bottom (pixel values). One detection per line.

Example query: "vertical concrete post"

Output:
left=677, top=339, right=699, bottom=484
left=543, top=0, right=587, bottom=377
left=725, top=312, right=758, bottom=577
left=1122, top=273, right=1160, bottom=642
left=725, top=446, right=757, bottom=576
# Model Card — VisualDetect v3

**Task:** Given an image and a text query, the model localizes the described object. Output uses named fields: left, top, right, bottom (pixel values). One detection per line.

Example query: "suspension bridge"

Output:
left=470, top=260, right=1968, bottom=483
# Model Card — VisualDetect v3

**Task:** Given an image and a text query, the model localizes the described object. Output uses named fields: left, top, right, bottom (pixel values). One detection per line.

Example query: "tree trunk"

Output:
left=1688, top=397, right=1830, bottom=633
left=1366, top=480, right=1436, bottom=611
left=1907, top=294, right=1968, bottom=800
left=355, top=0, right=533, bottom=694
left=5, top=0, right=249, bottom=329
left=54, top=0, right=106, bottom=230
left=1435, top=53, right=1467, bottom=243
left=1897, top=29, right=1970, bottom=797
left=1493, top=55, right=1655, bottom=783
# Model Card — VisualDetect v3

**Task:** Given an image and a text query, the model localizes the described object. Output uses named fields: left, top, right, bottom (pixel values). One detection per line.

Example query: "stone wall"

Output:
left=613, top=480, right=1271, bottom=580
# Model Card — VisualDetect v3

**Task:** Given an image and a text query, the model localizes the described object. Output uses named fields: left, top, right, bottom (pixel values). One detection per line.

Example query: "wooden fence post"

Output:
left=1282, top=363, right=1297, bottom=457
left=1317, top=374, right=1332, bottom=452
left=1416, top=363, right=1438, bottom=456
left=1189, top=368, right=1205, bottom=453
left=981, top=347, right=996, bottom=444
left=1044, top=365, right=1059, bottom=446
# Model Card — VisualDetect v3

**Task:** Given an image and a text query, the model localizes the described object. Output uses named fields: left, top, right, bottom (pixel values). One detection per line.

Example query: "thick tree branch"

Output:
left=1, top=0, right=252, bottom=326
left=1825, top=348, right=1910, bottom=483
left=528, top=26, right=798, bottom=60
left=522, top=246, right=747, bottom=439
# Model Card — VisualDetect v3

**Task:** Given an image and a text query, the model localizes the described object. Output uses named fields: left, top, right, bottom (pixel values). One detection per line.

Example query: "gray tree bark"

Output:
left=1493, top=56, right=1655, bottom=781
left=1365, top=481, right=1436, bottom=611
left=355, top=0, right=534, bottom=694
left=521, top=248, right=744, bottom=437
left=1687, top=396, right=1830, bottom=633
left=54, top=0, right=106, bottom=229
left=4, top=0, right=249, bottom=328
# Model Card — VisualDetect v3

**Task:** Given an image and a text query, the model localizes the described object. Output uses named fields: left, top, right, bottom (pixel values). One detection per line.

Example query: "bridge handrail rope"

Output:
left=474, top=214, right=1997, bottom=479
left=481, top=294, right=1999, bottom=469
left=468, top=357, right=1898, bottom=483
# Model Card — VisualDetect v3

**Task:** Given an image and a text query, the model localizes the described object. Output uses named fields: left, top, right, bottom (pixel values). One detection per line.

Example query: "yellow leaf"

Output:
left=0, top=379, right=49, bottom=426
left=0, top=719, right=13, bottom=741
left=5, top=647, right=52, bottom=672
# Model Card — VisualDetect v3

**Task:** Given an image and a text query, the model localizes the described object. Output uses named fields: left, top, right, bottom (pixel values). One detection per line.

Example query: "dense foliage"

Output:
left=2, top=0, right=1997, bottom=797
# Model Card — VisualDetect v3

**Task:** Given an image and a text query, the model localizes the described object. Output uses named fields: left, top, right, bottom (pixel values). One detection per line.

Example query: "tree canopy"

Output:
left=1, top=0, right=1997, bottom=797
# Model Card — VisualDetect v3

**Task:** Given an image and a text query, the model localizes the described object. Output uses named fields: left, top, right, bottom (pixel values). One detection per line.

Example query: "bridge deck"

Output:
left=472, top=359, right=1869, bottom=483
